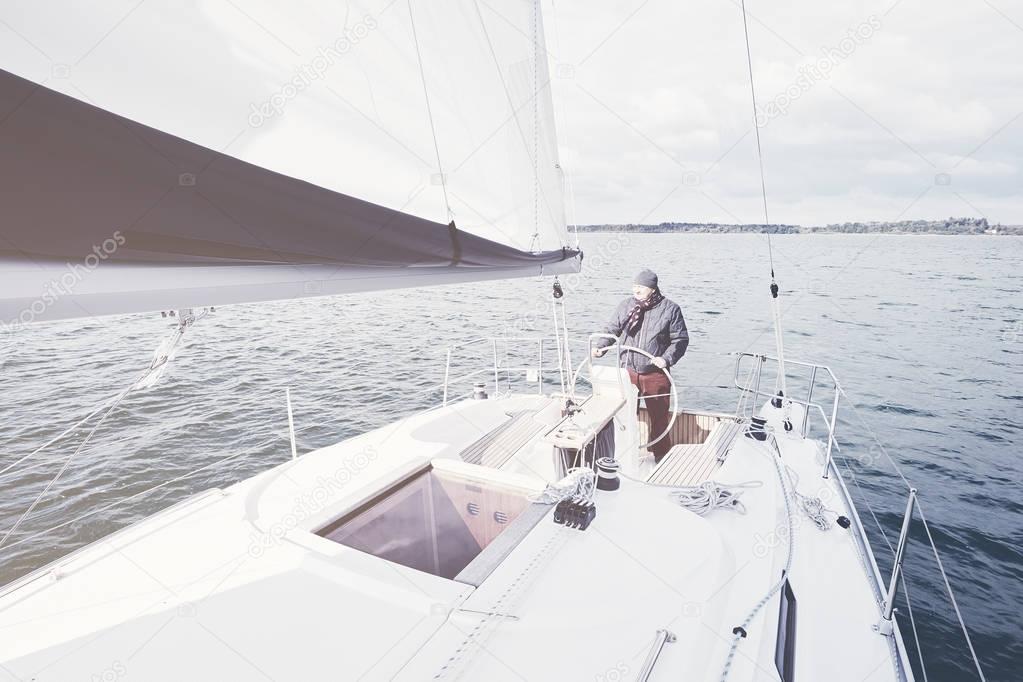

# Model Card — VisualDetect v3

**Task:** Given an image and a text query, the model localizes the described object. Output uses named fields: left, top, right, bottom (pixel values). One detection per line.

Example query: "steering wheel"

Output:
left=574, top=338, right=678, bottom=453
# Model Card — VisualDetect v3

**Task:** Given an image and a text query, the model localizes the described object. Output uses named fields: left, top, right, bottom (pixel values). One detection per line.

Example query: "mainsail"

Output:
left=0, top=0, right=579, bottom=326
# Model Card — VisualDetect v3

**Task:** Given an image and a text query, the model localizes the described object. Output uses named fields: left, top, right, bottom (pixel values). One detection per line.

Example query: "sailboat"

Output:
left=0, top=1, right=985, bottom=680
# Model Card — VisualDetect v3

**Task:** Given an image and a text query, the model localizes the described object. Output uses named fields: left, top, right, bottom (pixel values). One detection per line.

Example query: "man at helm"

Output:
left=592, top=269, right=689, bottom=463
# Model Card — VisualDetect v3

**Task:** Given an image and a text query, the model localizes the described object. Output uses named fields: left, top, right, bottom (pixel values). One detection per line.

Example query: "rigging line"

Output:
left=836, top=385, right=913, bottom=490
left=406, top=0, right=452, bottom=222
left=0, top=321, right=191, bottom=553
left=739, top=0, right=788, bottom=401
left=0, top=446, right=257, bottom=555
left=739, top=0, right=773, bottom=274
left=837, top=454, right=895, bottom=553
left=900, top=573, right=930, bottom=682
left=916, top=501, right=988, bottom=682
left=0, top=379, right=136, bottom=552
left=0, top=395, right=118, bottom=479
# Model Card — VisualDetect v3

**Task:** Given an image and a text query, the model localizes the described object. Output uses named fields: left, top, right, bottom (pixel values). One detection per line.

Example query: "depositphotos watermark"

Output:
left=1002, top=320, right=1022, bottom=344
left=88, top=660, right=127, bottom=682
left=594, top=662, right=630, bottom=682
left=756, top=16, right=882, bottom=127
left=1, top=230, right=126, bottom=337
left=247, top=446, right=379, bottom=557
left=248, top=16, right=379, bottom=128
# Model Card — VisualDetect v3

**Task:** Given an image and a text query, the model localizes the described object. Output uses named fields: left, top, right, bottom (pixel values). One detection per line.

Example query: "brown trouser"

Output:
left=628, top=369, right=673, bottom=460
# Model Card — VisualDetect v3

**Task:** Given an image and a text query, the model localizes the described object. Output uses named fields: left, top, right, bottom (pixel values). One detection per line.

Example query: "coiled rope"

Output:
left=617, top=465, right=762, bottom=517
left=666, top=480, right=759, bottom=516
left=528, top=467, right=596, bottom=505
left=784, top=463, right=840, bottom=531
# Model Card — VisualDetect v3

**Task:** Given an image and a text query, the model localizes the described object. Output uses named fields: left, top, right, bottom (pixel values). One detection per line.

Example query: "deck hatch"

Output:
left=315, top=466, right=531, bottom=580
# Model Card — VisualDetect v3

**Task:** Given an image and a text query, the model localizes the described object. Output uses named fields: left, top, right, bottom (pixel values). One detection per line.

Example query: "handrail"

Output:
left=440, top=338, right=981, bottom=680
left=732, top=350, right=985, bottom=680
left=443, top=336, right=566, bottom=405
left=732, top=352, right=844, bottom=478
left=4, top=325, right=979, bottom=681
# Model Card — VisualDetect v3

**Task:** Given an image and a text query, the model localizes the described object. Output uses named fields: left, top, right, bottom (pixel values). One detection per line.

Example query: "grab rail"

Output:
left=729, top=350, right=972, bottom=680
left=439, top=336, right=976, bottom=680
left=732, top=352, right=842, bottom=479
left=443, top=336, right=555, bottom=405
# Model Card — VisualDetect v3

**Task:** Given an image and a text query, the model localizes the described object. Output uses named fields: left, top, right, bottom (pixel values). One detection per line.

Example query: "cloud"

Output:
left=545, top=0, right=1023, bottom=225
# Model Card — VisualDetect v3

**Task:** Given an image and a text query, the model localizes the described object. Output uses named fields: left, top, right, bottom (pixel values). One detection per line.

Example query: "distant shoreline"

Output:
left=573, top=218, right=1022, bottom=235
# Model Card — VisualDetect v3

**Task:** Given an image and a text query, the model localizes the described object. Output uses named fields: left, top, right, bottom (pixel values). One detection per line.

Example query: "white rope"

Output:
left=0, top=383, right=136, bottom=552
left=529, top=467, right=595, bottom=505
left=616, top=465, right=762, bottom=517
left=784, top=463, right=839, bottom=531
left=738, top=0, right=788, bottom=402
left=734, top=362, right=758, bottom=418
left=770, top=295, right=790, bottom=401
left=0, top=396, right=117, bottom=480
left=718, top=432, right=795, bottom=681
left=739, top=0, right=770, bottom=236
left=0, top=320, right=194, bottom=553
left=667, top=481, right=757, bottom=516
left=551, top=293, right=568, bottom=396
left=558, top=299, right=573, bottom=390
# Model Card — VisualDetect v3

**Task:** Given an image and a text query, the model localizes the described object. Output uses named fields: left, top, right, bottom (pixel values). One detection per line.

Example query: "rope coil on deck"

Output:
left=666, top=481, right=758, bottom=516
left=528, top=467, right=596, bottom=505
left=784, top=463, right=841, bottom=531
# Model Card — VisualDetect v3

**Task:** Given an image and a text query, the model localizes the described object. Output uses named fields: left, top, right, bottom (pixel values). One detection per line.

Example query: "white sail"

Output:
left=0, top=0, right=578, bottom=326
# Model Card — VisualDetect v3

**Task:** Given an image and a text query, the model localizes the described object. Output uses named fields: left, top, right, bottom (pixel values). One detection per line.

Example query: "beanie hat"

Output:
left=634, top=269, right=658, bottom=289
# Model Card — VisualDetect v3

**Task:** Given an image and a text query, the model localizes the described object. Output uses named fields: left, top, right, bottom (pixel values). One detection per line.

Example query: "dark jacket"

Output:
left=595, top=295, right=689, bottom=374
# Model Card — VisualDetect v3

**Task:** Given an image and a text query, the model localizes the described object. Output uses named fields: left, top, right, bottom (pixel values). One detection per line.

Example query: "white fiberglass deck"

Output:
left=0, top=392, right=911, bottom=681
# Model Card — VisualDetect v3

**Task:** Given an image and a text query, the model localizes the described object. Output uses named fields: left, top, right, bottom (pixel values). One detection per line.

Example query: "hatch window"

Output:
left=315, top=466, right=532, bottom=579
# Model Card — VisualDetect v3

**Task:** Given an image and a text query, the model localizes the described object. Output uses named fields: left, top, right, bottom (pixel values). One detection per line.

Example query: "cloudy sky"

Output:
left=544, top=0, right=1023, bottom=226
left=2, top=0, right=1020, bottom=231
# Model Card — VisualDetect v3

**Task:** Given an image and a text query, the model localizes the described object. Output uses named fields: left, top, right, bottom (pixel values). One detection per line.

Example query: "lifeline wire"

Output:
left=0, top=320, right=194, bottom=553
